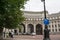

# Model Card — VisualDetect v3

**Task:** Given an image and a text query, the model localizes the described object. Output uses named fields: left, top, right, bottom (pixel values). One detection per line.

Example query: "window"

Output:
left=58, top=21, right=60, bottom=23
left=49, top=25, right=50, bottom=28
left=52, top=25, right=54, bottom=28
left=55, top=29, right=57, bottom=32
left=58, top=24, right=60, bottom=27
left=52, top=22, right=53, bottom=24
left=55, top=25, right=57, bottom=28
left=55, top=21, right=56, bottom=23
left=59, top=29, right=60, bottom=31
left=52, top=29, right=54, bottom=32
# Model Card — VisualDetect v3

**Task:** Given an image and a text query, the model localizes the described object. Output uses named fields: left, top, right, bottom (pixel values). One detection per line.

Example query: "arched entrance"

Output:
left=28, top=24, right=34, bottom=33
left=36, top=24, right=42, bottom=35
left=20, top=23, right=25, bottom=33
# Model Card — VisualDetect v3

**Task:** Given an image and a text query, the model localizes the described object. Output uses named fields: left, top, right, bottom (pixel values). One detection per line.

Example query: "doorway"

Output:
left=36, top=24, right=42, bottom=35
left=28, top=24, right=34, bottom=33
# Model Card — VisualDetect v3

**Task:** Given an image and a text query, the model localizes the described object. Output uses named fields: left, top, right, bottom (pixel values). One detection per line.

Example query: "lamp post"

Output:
left=41, top=0, right=50, bottom=40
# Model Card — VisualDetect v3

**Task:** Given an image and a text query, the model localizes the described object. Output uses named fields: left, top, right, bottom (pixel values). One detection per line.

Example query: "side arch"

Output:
left=20, top=23, right=25, bottom=33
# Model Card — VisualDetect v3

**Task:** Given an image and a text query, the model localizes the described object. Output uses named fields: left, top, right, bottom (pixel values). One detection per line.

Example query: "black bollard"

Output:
left=43, top=28, right=50, bottom=40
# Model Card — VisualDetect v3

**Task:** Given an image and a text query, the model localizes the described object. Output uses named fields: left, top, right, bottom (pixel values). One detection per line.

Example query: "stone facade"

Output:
left=20, top=11, right=60, bottom=35
left=3, top=11, right=60, bottom=35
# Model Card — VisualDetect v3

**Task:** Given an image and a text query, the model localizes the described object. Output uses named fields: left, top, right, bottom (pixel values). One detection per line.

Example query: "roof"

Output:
left=23, top=11, right=48, bottom=14
left=48, top=12, right=60, bottom=17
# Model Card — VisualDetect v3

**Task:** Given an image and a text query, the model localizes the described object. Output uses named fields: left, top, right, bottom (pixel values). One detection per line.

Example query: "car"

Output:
left=31, top=32, right=36, bottom=36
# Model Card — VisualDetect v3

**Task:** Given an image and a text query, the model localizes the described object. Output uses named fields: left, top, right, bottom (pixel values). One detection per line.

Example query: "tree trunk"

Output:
left=0, top=27, right=3, bottom=40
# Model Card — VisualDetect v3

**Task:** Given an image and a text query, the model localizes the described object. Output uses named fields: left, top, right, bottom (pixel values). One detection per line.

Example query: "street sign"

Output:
left=43, top=19, right=49, bottom=25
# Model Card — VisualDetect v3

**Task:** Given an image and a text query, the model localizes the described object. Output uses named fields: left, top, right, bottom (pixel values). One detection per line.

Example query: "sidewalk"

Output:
left=3, top=34, right=60, bottom=40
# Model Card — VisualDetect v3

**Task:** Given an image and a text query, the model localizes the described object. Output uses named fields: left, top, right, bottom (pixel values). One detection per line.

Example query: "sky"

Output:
left=24, top=0, right=60, bottom=14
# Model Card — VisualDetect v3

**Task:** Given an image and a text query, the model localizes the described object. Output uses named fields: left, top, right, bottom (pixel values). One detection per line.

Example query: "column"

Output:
left=25, top=24, right=28, bottom=33
left=57, top=22, right=59, bottom=32
left=42, top=24, right=44, bottom=34
left=34, top=24, right=36, bottom=33
left=51, top=23, right=52, bottom=32
left=54, top=22, right=55, bottom=32
left=43, top=24, right=44, bottom=30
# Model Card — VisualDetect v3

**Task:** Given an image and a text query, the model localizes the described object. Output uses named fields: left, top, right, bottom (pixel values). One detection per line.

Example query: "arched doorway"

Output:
left=28, top=24, right=34, bottom=33
left=36, top=24, right=42, bottom=35
left=20, top=23, right=25, bottom=33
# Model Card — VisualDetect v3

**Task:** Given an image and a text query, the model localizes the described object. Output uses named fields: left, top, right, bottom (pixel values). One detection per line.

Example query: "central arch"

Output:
left=28, top=24, right=34, bottom=33
left=36, top=24, right=42, bottom=35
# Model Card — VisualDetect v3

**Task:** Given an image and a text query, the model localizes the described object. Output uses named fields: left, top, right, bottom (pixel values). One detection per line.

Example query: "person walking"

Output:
left=9, top=31, right=14, bottom=38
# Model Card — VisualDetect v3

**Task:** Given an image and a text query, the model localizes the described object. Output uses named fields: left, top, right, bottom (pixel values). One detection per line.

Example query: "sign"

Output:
left=43, top=19, right=49, bottom=25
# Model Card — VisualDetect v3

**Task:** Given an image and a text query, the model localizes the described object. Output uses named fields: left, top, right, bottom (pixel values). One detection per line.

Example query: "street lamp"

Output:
left=41, top=0, right=50, bottom=40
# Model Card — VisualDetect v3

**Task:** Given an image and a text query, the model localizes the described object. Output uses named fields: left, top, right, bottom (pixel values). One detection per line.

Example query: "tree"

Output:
left=0, top=0, right=27, bottom=39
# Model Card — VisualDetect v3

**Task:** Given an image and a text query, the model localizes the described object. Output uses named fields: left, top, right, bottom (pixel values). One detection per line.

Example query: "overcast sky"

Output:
left=24, top=0, right=60, bottom=14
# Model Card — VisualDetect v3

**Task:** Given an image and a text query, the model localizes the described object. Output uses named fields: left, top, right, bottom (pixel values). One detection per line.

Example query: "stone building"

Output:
left=3, top=11, right=60, bottom=35
left=20, top=11, right=60, bottom=35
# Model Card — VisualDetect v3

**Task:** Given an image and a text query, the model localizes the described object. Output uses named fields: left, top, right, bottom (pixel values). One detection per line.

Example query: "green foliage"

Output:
left=0, top=0, right=27, bottom=29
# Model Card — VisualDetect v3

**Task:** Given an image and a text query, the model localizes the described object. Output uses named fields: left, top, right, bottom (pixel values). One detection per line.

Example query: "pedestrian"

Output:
left=11, top=31, right=14, bottom=38
left=9, top=31, right=11, bottom=38
left=3, top=31, right=5, bottom=38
